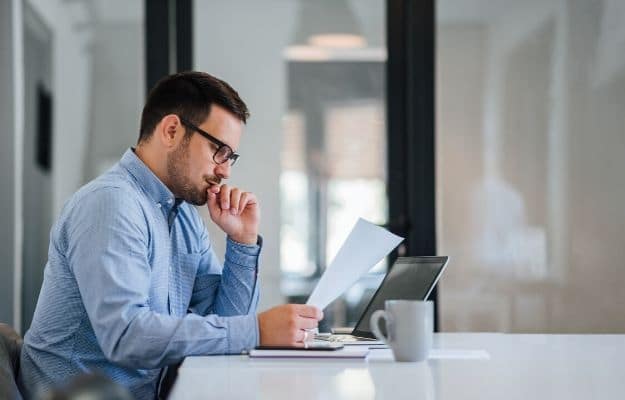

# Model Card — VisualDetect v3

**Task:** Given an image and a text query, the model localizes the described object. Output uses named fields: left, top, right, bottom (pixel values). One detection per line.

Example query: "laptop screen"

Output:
left=351, top=256, right=448, bottom=339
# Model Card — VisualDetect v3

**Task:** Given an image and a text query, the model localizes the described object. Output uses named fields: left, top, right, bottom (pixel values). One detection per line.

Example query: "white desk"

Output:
left=169, top=333, right=625, bottom=399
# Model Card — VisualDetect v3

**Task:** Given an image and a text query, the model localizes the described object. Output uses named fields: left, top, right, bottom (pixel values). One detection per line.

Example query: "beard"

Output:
left=166, top=137, right=220, bottom=206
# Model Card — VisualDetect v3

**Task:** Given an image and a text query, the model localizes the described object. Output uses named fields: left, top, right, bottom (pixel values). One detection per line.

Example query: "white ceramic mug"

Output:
left=370, top=300, right=433, bottom=362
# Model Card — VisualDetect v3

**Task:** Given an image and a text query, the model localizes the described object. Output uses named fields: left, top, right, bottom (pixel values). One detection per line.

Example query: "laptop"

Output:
left=314, top=256, right=449, bottom=345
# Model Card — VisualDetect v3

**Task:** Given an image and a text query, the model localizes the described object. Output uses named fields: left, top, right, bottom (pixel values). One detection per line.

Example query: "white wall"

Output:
left=28, top=0, right=93, bottom=218
left=0, top=0, right=24, bottom=328
left=85, top=20, right=144, bottom=179
left=0, top=0, right=88, bottom=329
left=193, top=0, right=299, bottom=311
left=21, top=3, right=54, bottom=330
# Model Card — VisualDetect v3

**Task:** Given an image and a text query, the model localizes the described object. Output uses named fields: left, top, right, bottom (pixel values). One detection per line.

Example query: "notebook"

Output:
left=248, top=347, right=369, bottom=359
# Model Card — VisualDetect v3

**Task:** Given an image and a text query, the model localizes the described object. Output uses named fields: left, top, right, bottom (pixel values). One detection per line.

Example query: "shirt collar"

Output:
left=119, top=148, right=178, bottom=214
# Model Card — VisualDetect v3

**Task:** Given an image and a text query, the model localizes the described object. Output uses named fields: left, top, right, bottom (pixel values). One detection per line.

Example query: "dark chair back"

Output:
left=0, top=323, right=23, bottom=400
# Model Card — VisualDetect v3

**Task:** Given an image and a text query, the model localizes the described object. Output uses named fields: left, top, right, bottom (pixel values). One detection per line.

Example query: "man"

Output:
left=19, top=71, right=323, bottom=399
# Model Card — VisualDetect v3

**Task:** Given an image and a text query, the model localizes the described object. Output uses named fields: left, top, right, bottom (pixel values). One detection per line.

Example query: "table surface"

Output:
left=168, top=333, right=625, bottom=399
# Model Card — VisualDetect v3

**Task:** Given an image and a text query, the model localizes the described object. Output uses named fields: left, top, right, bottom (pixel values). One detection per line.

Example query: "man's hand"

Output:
left=258, top=304, right=324, bottom=346
left=206, top=184, right=259, bottom=244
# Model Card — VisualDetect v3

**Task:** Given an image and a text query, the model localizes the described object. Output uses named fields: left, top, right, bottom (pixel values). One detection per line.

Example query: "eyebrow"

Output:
left=179, top=116, right=239, bottom=155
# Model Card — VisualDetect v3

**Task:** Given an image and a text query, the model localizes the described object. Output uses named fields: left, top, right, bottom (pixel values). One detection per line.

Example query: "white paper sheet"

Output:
left=306, top=218, right=403, bottom=310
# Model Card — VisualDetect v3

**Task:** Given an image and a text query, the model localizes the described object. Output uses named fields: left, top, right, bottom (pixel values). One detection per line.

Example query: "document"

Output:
left=306, top=218, right=404, bottom=310
left=249, top=347, right=369, bottom=359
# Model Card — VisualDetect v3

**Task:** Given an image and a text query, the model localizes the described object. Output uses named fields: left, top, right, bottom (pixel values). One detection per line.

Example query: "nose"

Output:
left=215, top=162, right=231, bottom=179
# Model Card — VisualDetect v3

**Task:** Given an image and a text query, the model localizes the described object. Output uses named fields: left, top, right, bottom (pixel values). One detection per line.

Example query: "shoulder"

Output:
left=61, top=172, right=149, bottom=235
left=53, top=166, right=157, bottom=255
left=75, top=182, right=141, bottom=215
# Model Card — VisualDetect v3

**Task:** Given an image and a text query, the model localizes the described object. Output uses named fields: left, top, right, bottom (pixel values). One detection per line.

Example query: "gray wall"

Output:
left=15, top=0, right=141, bottom=330
left=85, top=21, right=144, bottom=179
left=194, top=0, right=299, bottom=311
left=28, top=0, right=93, bottom=219
left=0, top=0, right=23, bottom=329
left=21, top=3, right=53, bottom=330
left=17, top=0, right=94, bottom=331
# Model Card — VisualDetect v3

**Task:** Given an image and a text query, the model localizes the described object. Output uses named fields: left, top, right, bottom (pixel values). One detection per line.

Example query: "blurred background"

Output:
left=1, top=0, right=624, bottom=334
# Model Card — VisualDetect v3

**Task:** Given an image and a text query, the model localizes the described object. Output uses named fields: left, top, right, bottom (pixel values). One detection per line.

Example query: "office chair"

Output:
left=0, top=323, right=23, bottom=400
left=0, top=324, right=134, bottom=400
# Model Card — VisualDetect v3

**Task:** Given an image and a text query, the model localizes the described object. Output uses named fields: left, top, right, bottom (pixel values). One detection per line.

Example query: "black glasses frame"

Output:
left=178, top=116, right=240, bottom=166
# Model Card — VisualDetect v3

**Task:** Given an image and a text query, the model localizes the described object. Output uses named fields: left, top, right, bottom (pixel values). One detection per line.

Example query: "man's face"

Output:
left=166, top=105, right=243, bottom=205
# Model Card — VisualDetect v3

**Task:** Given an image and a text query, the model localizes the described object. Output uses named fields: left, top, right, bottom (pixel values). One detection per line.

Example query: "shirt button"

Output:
left=167, top=199, right=173, bottom=205
left=156, top=203, right=162, bottom=208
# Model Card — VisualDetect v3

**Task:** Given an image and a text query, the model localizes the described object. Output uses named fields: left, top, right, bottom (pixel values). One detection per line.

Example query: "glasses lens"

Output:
left=214, top=146, right=233, bottom=164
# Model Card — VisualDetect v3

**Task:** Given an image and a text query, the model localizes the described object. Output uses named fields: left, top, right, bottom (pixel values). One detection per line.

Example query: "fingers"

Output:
left=238, top=192, right=257, bottom=215
left=229, top=187, right=241, bottom=214
left=206, top=187, right=221, bottom=218
left=297, top=317, right=320, bottom=330
left=290, top=305, right=322, bottom=343
left=293, top=327, right=317, bottom=344
left=286, top=305, right=321, bottom=343
left=258, top=304, right=323, bottom=346
left=295, top=329, right=307, bottom=343
left=297, top=329, right=316, bottom=343
left=292, top=304, right=324, bottom=320
left=219, top=184, right=231, bottom=210
left=214, top=185, right=257, bottom=215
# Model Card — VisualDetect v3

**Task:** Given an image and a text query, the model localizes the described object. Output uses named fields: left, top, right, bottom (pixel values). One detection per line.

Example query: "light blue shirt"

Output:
left=19, top=149, right=261, bottom=399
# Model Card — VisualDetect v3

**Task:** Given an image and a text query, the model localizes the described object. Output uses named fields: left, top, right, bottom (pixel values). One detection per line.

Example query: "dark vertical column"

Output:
left=145, top=0, right=170, bottom=94
left=175, top=0, right=193, bottom=72
left=386, top=0, right=408, bottom=247
left=145, top=0, right=193, bottom=94
left=387, top=0, right=438, bottom=329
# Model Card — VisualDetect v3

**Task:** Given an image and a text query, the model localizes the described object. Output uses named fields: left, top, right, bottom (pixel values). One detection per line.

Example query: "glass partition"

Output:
left=437, top=0, right=625, bottom=332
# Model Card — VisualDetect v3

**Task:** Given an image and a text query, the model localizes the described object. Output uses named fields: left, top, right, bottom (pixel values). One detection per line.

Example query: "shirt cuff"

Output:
left=226, top=313, right=259, bottom=353
left=225, top=235, right=262, bottom=269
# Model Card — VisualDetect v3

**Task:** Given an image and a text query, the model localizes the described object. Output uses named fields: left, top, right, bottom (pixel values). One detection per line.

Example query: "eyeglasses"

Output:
left=178, top=116, right=240, bottom=166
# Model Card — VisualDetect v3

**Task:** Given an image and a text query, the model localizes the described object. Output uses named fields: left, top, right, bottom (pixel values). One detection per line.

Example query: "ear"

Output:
left=157, top=114, right=184, bottom=149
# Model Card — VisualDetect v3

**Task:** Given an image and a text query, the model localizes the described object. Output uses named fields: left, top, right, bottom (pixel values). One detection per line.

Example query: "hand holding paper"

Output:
left=306, top=218, right=404, bottom=310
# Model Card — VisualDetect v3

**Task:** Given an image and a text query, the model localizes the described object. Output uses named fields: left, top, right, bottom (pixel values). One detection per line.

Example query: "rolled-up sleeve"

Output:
left=67, top=188, right=258, bottom=370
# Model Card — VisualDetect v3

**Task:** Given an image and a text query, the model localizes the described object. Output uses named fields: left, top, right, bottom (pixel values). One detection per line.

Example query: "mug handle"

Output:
left=370, top=310, right=390, bottom=344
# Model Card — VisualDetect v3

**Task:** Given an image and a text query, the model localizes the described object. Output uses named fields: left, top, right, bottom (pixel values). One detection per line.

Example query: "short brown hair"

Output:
left=138, top=71, right=250, bottom=143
